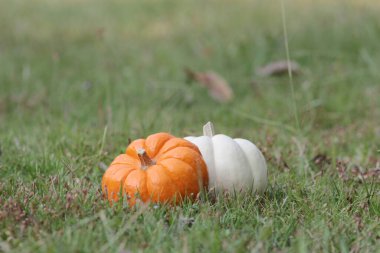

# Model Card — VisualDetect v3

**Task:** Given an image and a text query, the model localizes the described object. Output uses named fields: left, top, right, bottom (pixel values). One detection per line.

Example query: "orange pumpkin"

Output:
left=102, top=133, right=208, bottom=206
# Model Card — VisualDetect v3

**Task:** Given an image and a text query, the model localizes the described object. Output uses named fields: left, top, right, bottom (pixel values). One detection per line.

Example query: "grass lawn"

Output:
left=1, top=0, right=379, bottom=252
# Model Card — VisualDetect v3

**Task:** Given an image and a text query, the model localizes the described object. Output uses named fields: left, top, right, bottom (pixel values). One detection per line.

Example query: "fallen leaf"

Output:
left=352, top=166, right=380, bottom=182
left=256, top=60, right=301, bottom=77
left=336, top=159, right=380, bottom=182
left=185, top=68, right=233, bottom=103
left=362, top=168, right=380, bottom=180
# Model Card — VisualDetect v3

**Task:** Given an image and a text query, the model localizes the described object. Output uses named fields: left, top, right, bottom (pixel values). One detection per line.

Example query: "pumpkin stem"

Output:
left=137, top=148, right=155, bottom=169
left=203, top=121, right=215, bottom=137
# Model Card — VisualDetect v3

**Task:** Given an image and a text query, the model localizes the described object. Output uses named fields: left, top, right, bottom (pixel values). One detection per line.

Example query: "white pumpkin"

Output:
left=185, top=122, right=268, bottom=193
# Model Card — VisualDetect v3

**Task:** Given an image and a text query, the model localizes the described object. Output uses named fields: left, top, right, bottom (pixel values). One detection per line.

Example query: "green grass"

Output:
left=1, top=0, right=380, bottom=252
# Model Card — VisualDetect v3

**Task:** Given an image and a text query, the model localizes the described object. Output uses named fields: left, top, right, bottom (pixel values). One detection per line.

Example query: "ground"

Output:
left=0, top=0, right=379, bottom=252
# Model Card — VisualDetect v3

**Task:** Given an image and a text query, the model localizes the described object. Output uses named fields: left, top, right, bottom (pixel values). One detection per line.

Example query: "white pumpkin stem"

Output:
left=203, top=121, right=215, bottom=137
left=137, top=148, right=154, bottom=169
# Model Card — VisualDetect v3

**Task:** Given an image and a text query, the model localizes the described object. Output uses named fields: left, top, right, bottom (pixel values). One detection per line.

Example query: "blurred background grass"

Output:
left=0, top=0, right=379, bottom=252
left=1, top=0, right=379, bottom=173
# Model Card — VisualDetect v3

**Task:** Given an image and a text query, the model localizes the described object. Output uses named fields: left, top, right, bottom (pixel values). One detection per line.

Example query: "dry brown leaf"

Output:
left=362, top=168, right=380, bottom=180
left=351, top=166, right=380, bottom=181
left=185, top=69, right=233, bottom=103
left=257, top=60, right=301, bottom=77
left=336, top=159, right=380, bottom=182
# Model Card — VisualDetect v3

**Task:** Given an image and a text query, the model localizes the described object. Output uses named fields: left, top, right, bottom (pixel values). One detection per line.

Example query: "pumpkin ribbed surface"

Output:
left=102, top=133, right=208, bottom=205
